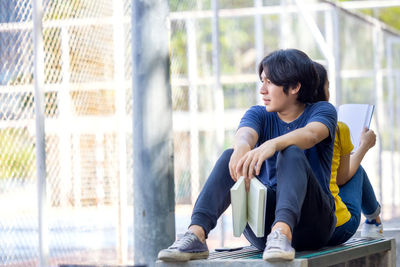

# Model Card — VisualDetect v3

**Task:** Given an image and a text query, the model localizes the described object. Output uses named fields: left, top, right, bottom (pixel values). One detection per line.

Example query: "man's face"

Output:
left=259, top=70, right=294, bottom=112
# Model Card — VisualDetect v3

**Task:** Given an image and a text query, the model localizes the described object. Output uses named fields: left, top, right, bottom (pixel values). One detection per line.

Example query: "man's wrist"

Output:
left=234, top=142, right=251, bottom=151
left=265, top=138, right=278, bottom=151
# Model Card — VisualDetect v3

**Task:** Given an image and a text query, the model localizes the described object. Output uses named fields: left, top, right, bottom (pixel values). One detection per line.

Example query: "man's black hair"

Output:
left=258, top=49, right=319, bottom=104
left=313, top=61, right=328, bottom=102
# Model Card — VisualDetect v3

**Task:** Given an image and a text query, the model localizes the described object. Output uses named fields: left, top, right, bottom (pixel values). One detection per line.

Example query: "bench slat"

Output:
left=155, top=238, right=396, bottom=267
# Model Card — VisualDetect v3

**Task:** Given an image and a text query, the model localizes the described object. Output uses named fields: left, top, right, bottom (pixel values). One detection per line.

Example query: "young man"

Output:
left=158, top=49, right=337, bottom=262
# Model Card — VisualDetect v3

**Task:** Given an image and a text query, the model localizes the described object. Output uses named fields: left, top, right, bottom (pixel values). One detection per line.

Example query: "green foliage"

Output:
left=219, top=17, right=255, bottom=75
left=170, top=21, right=188, bottom=76
left=169, top=0, right=207, bottom=12
left=377, top=7, right=400, bottom=31
left=224, top=83, right=257, bottom=109
left=169, top=0, right=256, bottom=11
left=341, top=78, right=375, bottom=104
left=339, top=0, right=400, bottom=31
left=175, top=170, right=191, bottom=204
left=0, top=128, right=35, bottom=179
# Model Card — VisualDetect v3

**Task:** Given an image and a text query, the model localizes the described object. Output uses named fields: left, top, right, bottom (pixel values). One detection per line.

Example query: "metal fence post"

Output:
left=254, top=0, right=264, bottom=105
left=372, top=24, right=384, bottom=203
left=186, top=19, right=200, bottom=206
left=113, top=0, right=129, bottom=263
left=211, top=0, right=225, bottom=248
left=324, top=5, right=341, bottom=106
left=132, top=0, right=175, bottom=266
left=59, top=26, right=73, bottom=207
left=33, top=0, right=49, bottom=266
left=386, top=37, right=396, bottom=215
left=397, top=71, right=400, bottom=202
left=280, top=0, right=290, bottom=48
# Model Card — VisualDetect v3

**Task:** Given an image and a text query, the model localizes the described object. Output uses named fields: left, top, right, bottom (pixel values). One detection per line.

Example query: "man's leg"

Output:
left=242, top=185, right=276, bottom=250
left=273, top=146, right=336, bottom=251
left=158, top=148, right=235, bottom=261
left=190, top=148, right=236, bottom=237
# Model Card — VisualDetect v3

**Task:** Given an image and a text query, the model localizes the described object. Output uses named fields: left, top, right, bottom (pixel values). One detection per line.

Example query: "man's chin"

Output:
left=265, top=106, right=274, bottom=112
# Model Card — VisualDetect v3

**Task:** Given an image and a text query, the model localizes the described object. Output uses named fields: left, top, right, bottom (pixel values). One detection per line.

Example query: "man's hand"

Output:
left=235, top=140, right=277, bottom=191
left=230, top=127, right=259, bottom=182
left=229, top=144, right=251, bottom=182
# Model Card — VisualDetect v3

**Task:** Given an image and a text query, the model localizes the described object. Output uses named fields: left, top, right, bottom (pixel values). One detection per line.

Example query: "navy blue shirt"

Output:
left=238, top=101, right=337, bottom=195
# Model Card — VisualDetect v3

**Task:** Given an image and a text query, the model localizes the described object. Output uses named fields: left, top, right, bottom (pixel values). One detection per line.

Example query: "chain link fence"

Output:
left=1, top=0, right=133, bottom=265
left=1, top=0, right=400, bottom=266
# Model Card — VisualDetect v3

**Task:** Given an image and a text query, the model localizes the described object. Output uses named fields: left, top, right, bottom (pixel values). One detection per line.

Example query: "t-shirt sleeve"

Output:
left=308, top=101, right=337, bottom=143
left=338, top=122, right=354, bottom=155
left=237, top=105, right=265, bottom=139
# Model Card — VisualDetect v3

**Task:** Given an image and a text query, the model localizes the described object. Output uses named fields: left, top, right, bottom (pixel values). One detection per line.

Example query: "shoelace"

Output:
left=170, top=232, right=197, bottom=249
left=266, top=230, right=287, bottom=249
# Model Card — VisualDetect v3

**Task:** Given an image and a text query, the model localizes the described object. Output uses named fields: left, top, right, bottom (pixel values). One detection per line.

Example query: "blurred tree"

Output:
left=0, top=128, right=35, bottom=179
left=339, top=0, right=400, bottom=31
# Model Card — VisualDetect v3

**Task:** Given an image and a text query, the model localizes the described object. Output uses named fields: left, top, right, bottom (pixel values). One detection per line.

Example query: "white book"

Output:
left=230, top=176, right=267, bottom=238
left=337, top=104, right=375, bottom=152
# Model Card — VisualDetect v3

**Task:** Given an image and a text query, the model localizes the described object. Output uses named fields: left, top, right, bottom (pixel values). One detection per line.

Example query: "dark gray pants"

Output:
left=191, top=146, right=336, bottom=251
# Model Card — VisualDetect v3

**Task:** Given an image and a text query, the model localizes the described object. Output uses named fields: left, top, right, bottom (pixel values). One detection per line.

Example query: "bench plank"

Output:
left=155, top=238, right=396, bottom=267
left=303, top=238, right=392, bottom=266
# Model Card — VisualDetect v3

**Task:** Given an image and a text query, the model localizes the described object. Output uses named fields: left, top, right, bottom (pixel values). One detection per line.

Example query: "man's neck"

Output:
left=277, top=102, right=306, bottom=123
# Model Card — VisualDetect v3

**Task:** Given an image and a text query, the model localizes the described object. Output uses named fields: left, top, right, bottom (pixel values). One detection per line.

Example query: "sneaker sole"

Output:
left=263, top=250, right=295, bottom=261
left=158, top=250, right=209, bottom=262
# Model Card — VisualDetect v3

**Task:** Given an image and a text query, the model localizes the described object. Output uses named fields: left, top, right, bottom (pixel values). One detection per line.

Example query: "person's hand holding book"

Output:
left=359, top=127, right=376, bottom=151
left=235, top=140, right=276, bottom=192
left=229, top=144, right=251, bottom=182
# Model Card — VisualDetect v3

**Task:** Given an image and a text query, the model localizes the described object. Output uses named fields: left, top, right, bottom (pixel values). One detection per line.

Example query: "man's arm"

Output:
left=229, top=127, right=258, bottom=181
left=236, top=121, right=330, bottom=180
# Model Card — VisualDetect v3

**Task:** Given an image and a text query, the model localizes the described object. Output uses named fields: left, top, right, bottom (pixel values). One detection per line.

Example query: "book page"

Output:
left=247, top=178, right=267, bottom=238
left=337, top=104, right=374, bottom=152
left=230, top=177, right=247, bottom=237
left=365, top=105, right=374, bottom=128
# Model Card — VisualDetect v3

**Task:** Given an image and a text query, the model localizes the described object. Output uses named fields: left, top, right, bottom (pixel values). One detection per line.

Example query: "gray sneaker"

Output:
left=263, top=228, right=295, bottom=261
left=157, top=231, right=209, bottom=262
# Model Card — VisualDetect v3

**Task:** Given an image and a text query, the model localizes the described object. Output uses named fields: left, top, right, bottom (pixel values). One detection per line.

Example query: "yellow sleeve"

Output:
left=337, top=122, right=354, bottom=156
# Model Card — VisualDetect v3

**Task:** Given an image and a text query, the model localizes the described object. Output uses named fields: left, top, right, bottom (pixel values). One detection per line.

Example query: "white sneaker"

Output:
left=360, top=220, right=383, bottom=239
left=263, top=228, right=295, bottom=261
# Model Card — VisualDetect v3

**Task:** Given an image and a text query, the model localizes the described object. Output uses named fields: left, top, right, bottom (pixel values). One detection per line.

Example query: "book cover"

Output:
left=230, top=176, right=267, bottom=238
left=337, top=104, right=374, bottom=152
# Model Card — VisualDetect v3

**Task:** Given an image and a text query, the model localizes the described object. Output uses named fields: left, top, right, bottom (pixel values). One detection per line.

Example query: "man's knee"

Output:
left=221, top=148, right=234, bottom=159
left=277, top=145, right=304, bottom=165
left=214, top=148, right=234, bottom=168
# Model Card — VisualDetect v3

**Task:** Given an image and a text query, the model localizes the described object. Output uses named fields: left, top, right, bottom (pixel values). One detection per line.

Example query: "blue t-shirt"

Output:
left=238, top=101, right=337, bottom=195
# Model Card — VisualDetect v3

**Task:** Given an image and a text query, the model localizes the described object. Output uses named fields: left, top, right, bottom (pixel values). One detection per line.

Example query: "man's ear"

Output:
left=291, top=82, right=301, bottom=95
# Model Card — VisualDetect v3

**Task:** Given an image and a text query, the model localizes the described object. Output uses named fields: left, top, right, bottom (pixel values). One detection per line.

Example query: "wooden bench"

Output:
left=156, top=237, right=396, bottom=267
